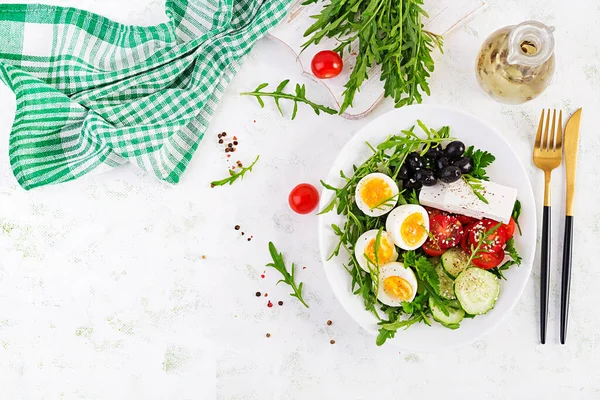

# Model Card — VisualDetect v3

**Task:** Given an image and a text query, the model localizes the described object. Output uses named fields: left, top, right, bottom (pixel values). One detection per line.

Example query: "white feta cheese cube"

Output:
left=418, top=179, right=517, bottom=224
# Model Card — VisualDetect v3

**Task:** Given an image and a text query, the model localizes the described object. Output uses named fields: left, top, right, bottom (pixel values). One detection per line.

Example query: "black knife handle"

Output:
left=560, top=216, right=574, bottom=345
left=540, top=205, right=551, bottom=344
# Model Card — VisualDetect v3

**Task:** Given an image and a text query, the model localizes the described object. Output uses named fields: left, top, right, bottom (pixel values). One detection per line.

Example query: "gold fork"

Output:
left=533, top=109, right=563, bottom=344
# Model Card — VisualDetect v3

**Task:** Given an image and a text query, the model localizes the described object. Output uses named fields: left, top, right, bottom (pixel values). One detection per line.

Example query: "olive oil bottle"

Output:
left=476, top=21, right=555, bottom=104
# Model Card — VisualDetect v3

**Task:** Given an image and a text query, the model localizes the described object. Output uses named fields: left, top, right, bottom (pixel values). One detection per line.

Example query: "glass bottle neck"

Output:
left=506, top=21, right=554, bottom=67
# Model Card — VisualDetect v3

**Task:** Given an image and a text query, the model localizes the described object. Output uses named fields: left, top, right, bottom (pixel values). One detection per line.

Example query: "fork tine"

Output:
left=555, top=110, right=563, bottom=150
left=542, top=108, right=551, bottom=151
left=550, top=109, right=557, bottom=151
left=535, top=109, right=545, bottom=149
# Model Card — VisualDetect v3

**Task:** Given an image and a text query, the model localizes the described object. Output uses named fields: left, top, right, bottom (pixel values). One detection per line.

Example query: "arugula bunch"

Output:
left=302, top=0, right=443, bottom=113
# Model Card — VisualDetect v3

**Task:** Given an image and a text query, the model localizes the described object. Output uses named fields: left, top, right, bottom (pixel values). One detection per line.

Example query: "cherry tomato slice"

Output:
left=311, top=50, right=343, bottom=79
left=472, top=249, right=505, bottom=270
left=460, top=231, right=469, bottom=252
left=422, top=240, right=445, bottom=257
left=502, top=217, right=516, bottom=239
left=430, top=215, right=464, bottom=250
left=467, top=219, right=507, bottom=254
left=456, top=214, right=479, bottom=226
left=424, top=206, right=448, bottom=219
left=289, top=183, right=320, bottom=214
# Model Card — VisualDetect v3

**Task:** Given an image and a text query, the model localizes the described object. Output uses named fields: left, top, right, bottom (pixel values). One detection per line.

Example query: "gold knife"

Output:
left=560, top=107, right=582, bottom=345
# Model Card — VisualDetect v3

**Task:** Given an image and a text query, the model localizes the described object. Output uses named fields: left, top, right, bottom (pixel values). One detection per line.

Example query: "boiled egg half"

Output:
left=385, top=204, right=429, bottom=250
left=354, top=230, right=398, bottom=273
left=355, top=173, right=399, bottom=217
left=377, top=262, right=418, bottom=306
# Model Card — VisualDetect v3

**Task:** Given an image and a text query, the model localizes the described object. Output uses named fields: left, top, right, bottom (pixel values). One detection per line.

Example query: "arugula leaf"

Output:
left=463, top=175, right=489, bottom=205
left=211, top=155, right=260, bottom=187
left=266, top=242, right=309, bottom=308
left=241, top=80, right=337, bottom=120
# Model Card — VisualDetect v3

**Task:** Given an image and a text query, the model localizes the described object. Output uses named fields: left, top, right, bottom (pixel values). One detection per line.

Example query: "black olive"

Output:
left=397, top=164, right=410, bottom=180
left=453, top=156, right=474, bottom=174
left=439, top=166, right=462, bottom=183
left=435, top=156, right=451, bottom=172
left=422, top=156, right=436, bottom=170
left=444, top=141, right=466, bottom=160
left=403, top=178, right=423, bottom=190
left=415, top=169, right=438, bottom=186
left=425, top=145, right=443, bottom=160
left=405, top=152, right=423, bottom=171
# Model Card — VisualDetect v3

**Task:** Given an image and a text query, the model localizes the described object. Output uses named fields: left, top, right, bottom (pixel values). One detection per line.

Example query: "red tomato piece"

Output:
left=460, top=231, right=470, bottom=252
left=472, top=249, right=505, bottom=270
left=456, top=214, right=479, bottom=226
left=422, top=240, right=445, bottom=257
left=467, top=219, right=507, bottom=254
left=502, top=217, right=516, bottom=239
left=288, top=183, right=320, bottom=214
left=424, top=206, right=448, bottom=219
left=311, top=50, right=343, bottom=79
left=429, top=215, right=464, bottom=250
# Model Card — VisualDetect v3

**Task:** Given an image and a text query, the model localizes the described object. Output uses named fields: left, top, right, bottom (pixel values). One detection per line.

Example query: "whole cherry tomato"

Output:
left=289, top=183, right=320, bottom=214
left=311, top=50, right=343, bottom=79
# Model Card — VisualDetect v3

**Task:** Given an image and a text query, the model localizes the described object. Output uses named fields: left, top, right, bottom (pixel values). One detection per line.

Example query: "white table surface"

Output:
left=1, top=1, right=599, bottom=399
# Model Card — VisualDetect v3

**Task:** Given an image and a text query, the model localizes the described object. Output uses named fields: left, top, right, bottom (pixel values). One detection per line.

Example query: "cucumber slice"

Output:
left=429, top=296, right=465, bottom=325
left=454, top=268, right=500, bottom=315
left=435, top=263, right=456, bottom=300
left=441, top=247, right=470, bottom=278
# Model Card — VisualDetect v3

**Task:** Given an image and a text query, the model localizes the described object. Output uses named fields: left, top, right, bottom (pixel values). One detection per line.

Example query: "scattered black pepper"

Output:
left=228, top=143, right=233, bottom=148
left=222, top=132, right=227, bottom=137
left=233, top=141, right=238, bottom=145
left=241, top=232, right=245, bottom=235
left=255, top=291, right=261, bottom=297
left=327, top=320, right=332, bottom=326
left=247, top=238, right=251, bottom=241
left=278, top=301, right=283, bottom=306
left=330, top=340, right=335, bottom=345
left=235, top=225, right=240, bottom=230
left=266, top=333, right=271, bottom=338
left=218, top=139, right=223, bottom=144
left=218, top=133, right=222, bottom=138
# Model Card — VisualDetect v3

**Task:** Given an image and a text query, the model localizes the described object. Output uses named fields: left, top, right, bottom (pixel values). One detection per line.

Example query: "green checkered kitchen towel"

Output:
left=0, top=0, right=291, bottom=190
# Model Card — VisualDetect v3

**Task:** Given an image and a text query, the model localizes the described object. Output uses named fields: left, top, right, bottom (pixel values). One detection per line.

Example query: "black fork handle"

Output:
left=540, top=205, right=551, bottom=344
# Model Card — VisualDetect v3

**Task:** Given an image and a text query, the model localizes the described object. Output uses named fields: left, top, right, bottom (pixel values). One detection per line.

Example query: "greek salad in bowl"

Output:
left=320, top=121, right=522, bottom=346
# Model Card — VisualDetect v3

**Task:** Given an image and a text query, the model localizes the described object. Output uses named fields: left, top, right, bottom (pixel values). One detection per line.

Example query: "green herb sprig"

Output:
left=463, top=146, right=496, bottom=204
left=266, top=242, right=309, bottom=308
left=302, top=0, right=443, bottom=113
left=241, top=80, right=337, bottom=120
left=211, top=155, right=260, bottom=187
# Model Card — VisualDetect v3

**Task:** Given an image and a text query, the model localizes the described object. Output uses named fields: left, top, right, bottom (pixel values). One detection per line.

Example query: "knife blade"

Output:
left=564, top=108, right=582, bottom=216
left=560, top=107, right=582, bottom=344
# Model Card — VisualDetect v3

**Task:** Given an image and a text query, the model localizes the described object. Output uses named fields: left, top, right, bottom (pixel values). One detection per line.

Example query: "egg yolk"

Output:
left=365, top=238, right=394, bottom=265
left=360, top=178, right=392, bottom=209
left=383, top=276, right=413, bottom=301
left=401, top=212, right=426, bottom=247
